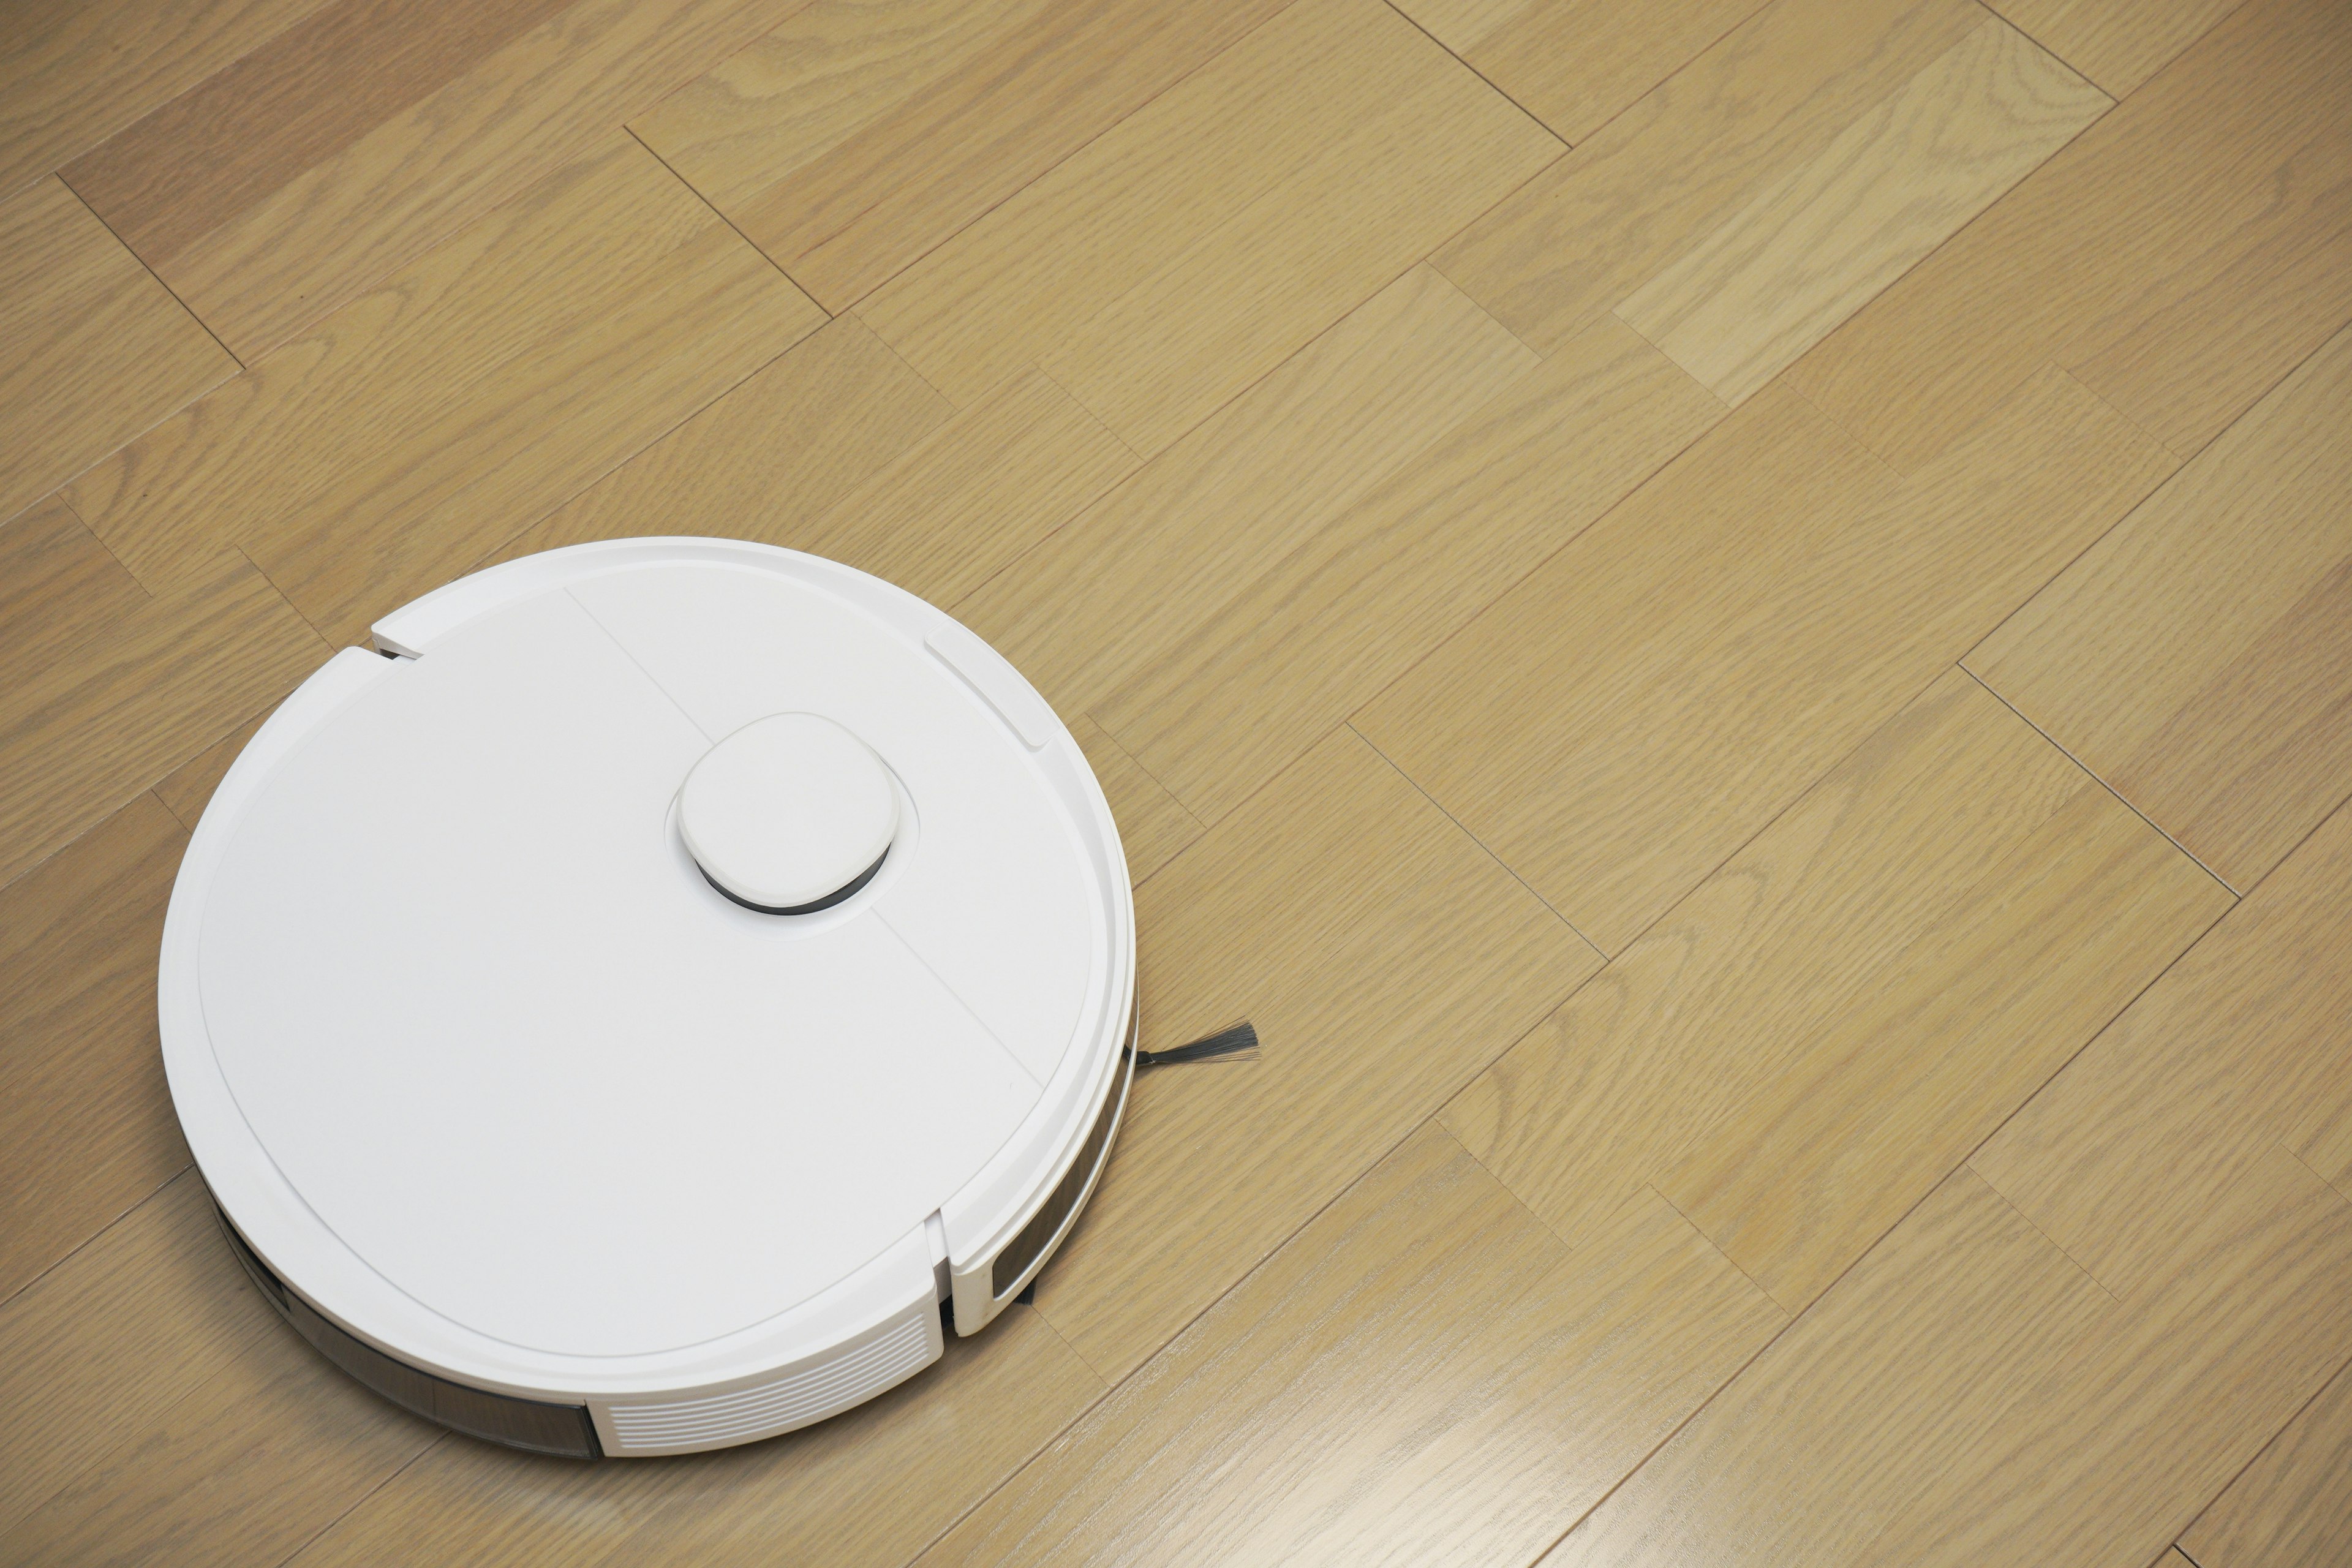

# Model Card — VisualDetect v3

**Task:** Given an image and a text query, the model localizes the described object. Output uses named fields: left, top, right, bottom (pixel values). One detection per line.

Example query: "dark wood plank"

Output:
left=62, top=0, right=575, bottom=269
left=0, top=0, right=330, bottom=197
left=56, top=0, right=804, bottom=359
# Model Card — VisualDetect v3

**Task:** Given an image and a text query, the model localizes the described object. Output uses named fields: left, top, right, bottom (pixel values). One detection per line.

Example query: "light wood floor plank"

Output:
left=1404, top=0, right=1771, bottom=148
left=635, top=0, right=1291, bottom=312
left=634, top=0, right=1057, bottom=214
left=1544, top=1167, right=2112, bottom=1568
left=1970, top=799, right=2352, bottom=1304
left=0, top=177, right=237, bottom=529
left=1860, top=1140, right=2352, bottom=1566
left=958, top=265, right=1542, bottom=820
left=0, top=497, right=326, bottom=892
left=923, top=1123, right=1782, bottom=1568
left=861, top=0, right=1456, bottom=405
left=1030, top=726, right=1599, bottom=1383
left=8, top=1311, right=438, bottom=1568
left=1983, top=0, right=2246, bottom=96
left=1441, top=670, right=2222, bottom=1316
left=153, top=712, right=270, bottom=832
left=2180, top=1357, right=2352, bottom=1568
left=0, top=1174, right=278, bottom=1536
left=0, top=794, right=190, bottom=1307
left=859, top=0, right=1559, bottom=452
left=287, top=1307, right=1103, bottom=1568
left=488, top=313, right=952, bottom=566
left=505, top=309, right=1139, bottom=621
left=1067, top=715, right=1204, bottom=888
left=788, top=365, right=1137, bottom=608
left=1787, top=0, right=2352, bottom=470
left=1433, top=0, right=1984, bottom=356
left=1653, top=705, right=2231, bottom=1308
left=1616, top=15, right=2108, bottom=405
left=0, top=0, right=328, bottom=197
left=1030, top=19, right=1560, bottom=456
left=64, top=0, right=802, bottom=360
left=1095, top=312, right=1720, bottom=826
left=66, top=136, right=823, bottom=646
left=1357, top=366, right=2176, bottom=953
left=1968, top=320, right=2352, bottom=892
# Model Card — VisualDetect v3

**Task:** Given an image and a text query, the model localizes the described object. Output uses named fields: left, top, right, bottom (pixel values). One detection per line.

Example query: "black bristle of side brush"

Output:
left=1133, top=1020, right=1259, bottom=1068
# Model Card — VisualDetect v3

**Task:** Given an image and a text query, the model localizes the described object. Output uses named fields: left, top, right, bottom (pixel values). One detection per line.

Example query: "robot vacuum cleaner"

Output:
left=160, top=538, right=1136, bottom=1457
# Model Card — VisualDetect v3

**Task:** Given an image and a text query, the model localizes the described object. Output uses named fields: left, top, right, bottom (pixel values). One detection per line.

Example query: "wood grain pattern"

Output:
left=60, top=0, right=575, bottom=268
left=1969, top=320, right=2352, bottom=892
left=288, top=1307, right=1102, bottom=1568
left=1983, top=0, right=2245, bottom=95
left=789, top=366, right=1136, bottom=608
left=10, top=0, right=2348, bottom=1548
left=0, top=0, right=328, bottom=196
left=1434, top=0, right=1985, bottom=356
left=153, top=711, right=271, bottom=832
left=1788, top=0, right=2352, bottom=470
left=1096, top=312, right=1721, bottom=826
left=9, top=1311, right=437, bottom=1568
left=1860, top=1140, right=2352, bottom=1566
left=2181, top=1357, right=2352, bottom=1568
left=635, top=0, right=1290, bottom=311
left=859, top=0, right=1560, bottom=453
left=1617, top=16, right=2107, bottom=405
left=67, top=136, right=823, bottom=644
left=957, top=266, right=1544, bottom=820
left=1441, top=670, right=2223, bottom=1315
left=1030, top=726, right=1599, bottom=1382
left=924, top=1123, right=1782, bottom=1568
left=1651, top=694, right=2231, bottom=1310
left=1068, top=715, right=1202, bottom=888
left=0, top=497, right=326, bottom=893
left=0, top=177, right=236, bottom=527
left=1029, top=29, right=1559, bottom=456
left=1409, top=0, right=1771, bottom=147
left=488, top=312, right=951, bottom=567
left=0, top=794, right=190, bottom=1307
left=76, top=0, right=802, bottom=359
left=1544, top=1167, right=2111, bottom=1568
left=1391, top=0, right=1524, bottom=50
left=1357, top=366, right=2177, bottom=953
left=1970, top=799, right=2352, bottom=1303
left=635, top=0, right=1049, bottom=212
left=0, top=1174, right=278, bottom=1536
left=513, top=345, right=1132, bottom=619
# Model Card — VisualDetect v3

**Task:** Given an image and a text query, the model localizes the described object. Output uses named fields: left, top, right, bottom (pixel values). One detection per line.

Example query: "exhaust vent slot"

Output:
left=605, top=1310, right=936, bottom=1452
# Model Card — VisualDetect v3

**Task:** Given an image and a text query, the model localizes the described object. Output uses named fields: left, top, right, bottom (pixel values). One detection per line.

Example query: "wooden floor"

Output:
left=3, top=0, right=2350, bottom=1561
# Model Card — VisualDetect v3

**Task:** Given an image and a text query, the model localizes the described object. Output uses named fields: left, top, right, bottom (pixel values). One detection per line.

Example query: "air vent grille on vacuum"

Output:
left=606, top=1312, right=933, bottom=1450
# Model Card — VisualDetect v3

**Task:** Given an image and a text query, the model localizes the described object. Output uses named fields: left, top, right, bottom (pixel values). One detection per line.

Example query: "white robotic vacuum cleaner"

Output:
left=160, top=538, right=1136, bottom=1457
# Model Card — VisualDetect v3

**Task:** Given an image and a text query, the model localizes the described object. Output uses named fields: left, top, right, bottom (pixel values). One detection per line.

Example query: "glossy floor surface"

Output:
left=4, top=0, right=2351, bottom=1563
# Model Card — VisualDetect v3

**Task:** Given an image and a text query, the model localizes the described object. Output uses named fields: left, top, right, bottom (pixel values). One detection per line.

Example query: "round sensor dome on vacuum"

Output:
left=680, top=712, right=899, bottom=914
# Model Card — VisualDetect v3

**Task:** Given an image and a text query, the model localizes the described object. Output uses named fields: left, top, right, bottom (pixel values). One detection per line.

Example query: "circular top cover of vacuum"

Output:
left=160, top=540, right=1133, bottom=1396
